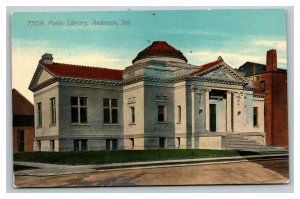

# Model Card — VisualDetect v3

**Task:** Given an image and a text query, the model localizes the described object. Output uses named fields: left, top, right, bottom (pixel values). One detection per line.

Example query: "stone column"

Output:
left=189, top=86, right=197, bottom=149
left=204, top=89, right=210, bottom=132
left=226, top=91, right=232, bottom=132
left=191, top=87, right=196, bottom=135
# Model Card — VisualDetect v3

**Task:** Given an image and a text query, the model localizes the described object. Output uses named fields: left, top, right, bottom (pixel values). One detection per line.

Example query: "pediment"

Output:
left=201, top=67, right=237, bottom=81
left=29, top=63, right=57, bottom=91
left=193, top=63, right=247, bottom=83
left=37, top=69, right=54, bottom=84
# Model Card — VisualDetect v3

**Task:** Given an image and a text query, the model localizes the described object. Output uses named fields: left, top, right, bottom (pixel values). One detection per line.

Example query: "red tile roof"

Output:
left=42, top=62, right=123, bottom=81
left=132, top=41, right=188, bottom=63
left=190, top=59, right=223, bottom=76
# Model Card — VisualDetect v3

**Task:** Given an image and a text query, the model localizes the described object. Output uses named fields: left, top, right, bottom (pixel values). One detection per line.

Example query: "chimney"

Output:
left=40, top=53, right=53, bottom=64
left=266, top=49, right=277, bottom=71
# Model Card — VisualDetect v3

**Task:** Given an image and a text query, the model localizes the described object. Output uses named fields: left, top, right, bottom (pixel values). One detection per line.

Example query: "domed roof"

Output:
left=132, top=41, right=188, bottom=64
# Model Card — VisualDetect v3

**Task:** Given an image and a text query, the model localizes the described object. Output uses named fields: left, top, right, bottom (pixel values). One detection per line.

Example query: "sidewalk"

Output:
left=13, top=153, right=288, bottom=176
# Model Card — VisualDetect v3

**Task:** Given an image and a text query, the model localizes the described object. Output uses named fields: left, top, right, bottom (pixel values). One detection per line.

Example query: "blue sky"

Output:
left=12, top=9, right=287, bottom=102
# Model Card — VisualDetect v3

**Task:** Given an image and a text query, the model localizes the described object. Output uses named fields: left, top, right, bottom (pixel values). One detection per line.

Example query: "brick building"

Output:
left=12, top=89, right=35, bottom=152
left=238, top=49, right=288, bottom=147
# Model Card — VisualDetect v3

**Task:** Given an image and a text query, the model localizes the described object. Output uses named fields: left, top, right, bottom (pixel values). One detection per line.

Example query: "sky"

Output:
left=11, top=9, right=287, bottom=102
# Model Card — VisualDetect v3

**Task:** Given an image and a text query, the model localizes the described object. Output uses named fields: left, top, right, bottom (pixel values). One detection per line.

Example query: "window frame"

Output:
left=176, top=137, right=181, bottom=149
left=260, top=80, right=265, bottom=92
left=74, top=139, right=88, bottom=151
left=253, top=107, right=258, bottom=127
left=159, top=137, right=167, bottom=148
left=36, top=140, right=41, bottom=151
left=17, top=130, right=25, bottom=152
left=71, top=97, right=88, bottom=124
left=129, top=138, right=134, bottom=149
left=50, top=97, right=56, bottom=125
left=106, top=139, right=118, bottom=150
left=103, top=98, right=119, bottom=124
left=37, top=102, right=42, bottom=128
left=157, top=105, right=167, bottom=122
left=130, top=106, right=135, bottom=124
left=50, top=140, right=55, bottom=152
left=177, top=105, right=181, bottom=123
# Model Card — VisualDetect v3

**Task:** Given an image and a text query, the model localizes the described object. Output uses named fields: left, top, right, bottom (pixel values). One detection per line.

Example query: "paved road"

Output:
left=14, top=158, right=289, bottom=187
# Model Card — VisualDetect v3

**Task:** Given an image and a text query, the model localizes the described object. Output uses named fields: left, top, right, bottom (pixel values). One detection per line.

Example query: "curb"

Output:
left=14, top=153, right=288, bottom=176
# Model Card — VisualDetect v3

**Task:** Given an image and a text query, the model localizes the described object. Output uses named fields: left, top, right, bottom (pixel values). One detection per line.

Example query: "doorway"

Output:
left=210, top=104, right=216, bottom=132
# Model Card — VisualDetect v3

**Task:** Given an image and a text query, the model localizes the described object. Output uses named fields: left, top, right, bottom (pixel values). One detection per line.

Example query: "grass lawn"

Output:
left=13, top=149, right=258, bottom=165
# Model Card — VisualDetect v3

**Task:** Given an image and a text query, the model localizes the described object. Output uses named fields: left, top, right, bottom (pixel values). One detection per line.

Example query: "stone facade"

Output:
left=29, top=41, right=265, bottom=151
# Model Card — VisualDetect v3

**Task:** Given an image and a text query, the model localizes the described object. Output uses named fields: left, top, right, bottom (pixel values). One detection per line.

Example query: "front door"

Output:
left=210, top=104, right=216, bottom=132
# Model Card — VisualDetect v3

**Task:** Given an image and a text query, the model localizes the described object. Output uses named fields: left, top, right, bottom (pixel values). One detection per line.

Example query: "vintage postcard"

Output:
left=12, top=9, right=289, bottom=187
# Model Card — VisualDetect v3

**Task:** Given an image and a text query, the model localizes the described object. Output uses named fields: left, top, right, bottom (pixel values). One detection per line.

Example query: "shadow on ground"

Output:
left=14, top=165, right=38, bottom=172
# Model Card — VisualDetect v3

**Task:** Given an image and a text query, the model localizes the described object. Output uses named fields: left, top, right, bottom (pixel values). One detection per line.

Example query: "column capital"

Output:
left=199, top=87, right=211, bottom=92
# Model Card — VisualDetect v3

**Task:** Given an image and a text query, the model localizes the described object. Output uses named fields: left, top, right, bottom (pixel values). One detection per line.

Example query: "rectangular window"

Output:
left=17, top=130, right=25, bottom=152
left=158, top=105, right=167, bottom=122
left=36, top=140, right=41, bottom=151
left=129, top=138, right=134, bottom=149
left=159, top=137, right=166, bottom=148
left=106, top=139, right=118, bottom=150
left=253, top=107, right=258, bottom=127
left=74, top=139, right=88, bottom=151
left=175, top=137, right=180, bottom=148
left=50, top=140, right=55, bottom=152
left=260, top=81, right=265, bottom=91
left=50, top=98, right=56, bottom=125
left=71, top=97, right=88, bottom=123
left=131, top=107, right=135, bottom=123
left=103, top=99, right=119, bottom=124
left=177, top=106, right=181, bottom=123
left=37, top=102, right=42, bottom=127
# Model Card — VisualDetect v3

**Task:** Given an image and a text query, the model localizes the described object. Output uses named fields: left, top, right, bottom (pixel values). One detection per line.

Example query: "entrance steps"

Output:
left=224, top=134, right=288, bottom=154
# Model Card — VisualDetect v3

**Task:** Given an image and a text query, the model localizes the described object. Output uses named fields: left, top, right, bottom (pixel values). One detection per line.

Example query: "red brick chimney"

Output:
left=266, top=49, right=277, bottom=71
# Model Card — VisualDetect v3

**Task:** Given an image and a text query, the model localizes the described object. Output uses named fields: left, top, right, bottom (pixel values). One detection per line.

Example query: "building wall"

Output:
left=198, top=136, right=223, bottom=150
left=174, top=81, right=189, bottom=149
left=123, top=81, right=145, bottom=149
left=253, top=97, right=265, bottom=133
left=13, top=89, right=35, bottom=152
left=34, top=83, right=59, bottom=139
left=13, top=126, right=35, bottom=152
left=174, top=81, right=188, bottom=135
left=251, top=71, right=288, bottom=146
left=58, top=81, right=123, bottom=151
left=272, top=72, right=288, bottom=146
left=143, top=82, right=175, bottom=149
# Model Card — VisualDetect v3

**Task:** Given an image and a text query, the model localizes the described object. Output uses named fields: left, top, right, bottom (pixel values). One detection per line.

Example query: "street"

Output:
left=14, top=158, right=289, bottom=187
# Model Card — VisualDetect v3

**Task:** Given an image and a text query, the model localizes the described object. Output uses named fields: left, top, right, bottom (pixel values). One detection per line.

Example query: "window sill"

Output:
left=156, top=122, right=168, bottom=124
left=253, top=125, right=259, bottom=128
left=103, top=123, right=121, bottom=126
left=129, top=123, right=136, bottom=126
left=71, top=123, right=90, bottom=126
left=50, top=124, right=56, bottom=127
left=36, top=126, right=42, bottom=129
left=176, top=122, right=181, bottom=124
